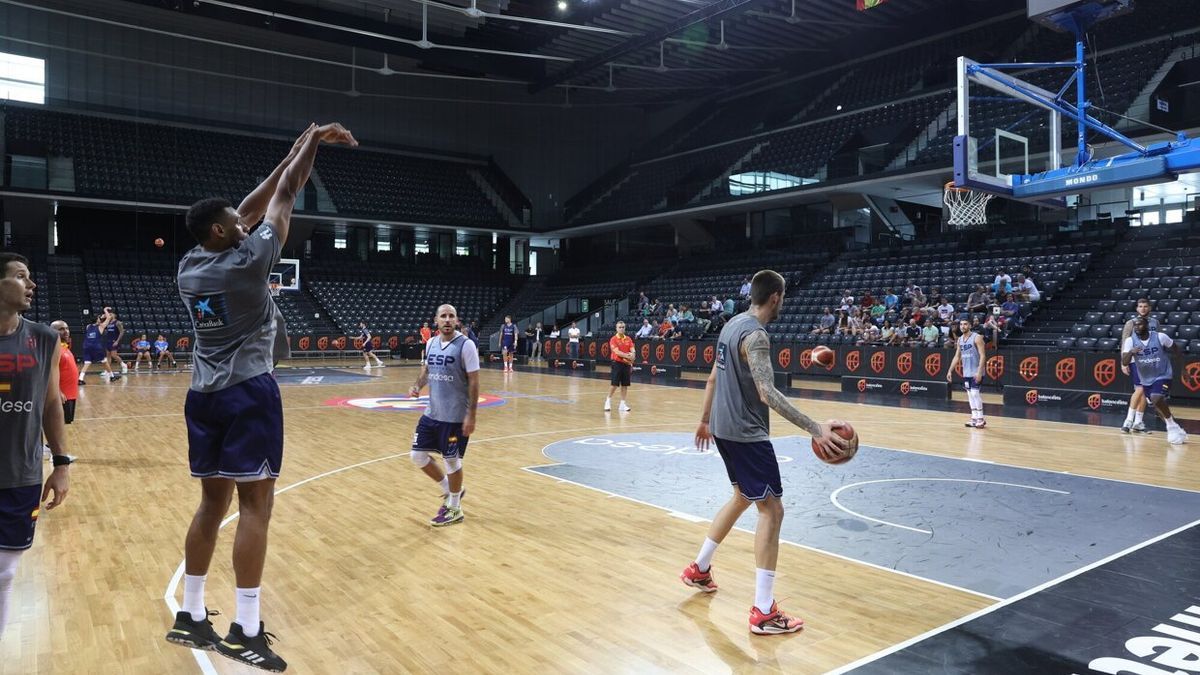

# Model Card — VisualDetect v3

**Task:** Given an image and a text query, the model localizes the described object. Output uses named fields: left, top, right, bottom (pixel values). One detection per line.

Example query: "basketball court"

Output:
left=3, top=359, right=1197, bottom=673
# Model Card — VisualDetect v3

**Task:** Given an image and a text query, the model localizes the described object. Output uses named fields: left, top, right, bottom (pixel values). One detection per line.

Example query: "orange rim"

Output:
left=944, top=181, right=973, bottom=193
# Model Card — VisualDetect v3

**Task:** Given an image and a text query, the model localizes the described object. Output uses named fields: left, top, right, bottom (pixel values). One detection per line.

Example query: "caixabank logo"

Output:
left=324, top=393, right=505, bottom=412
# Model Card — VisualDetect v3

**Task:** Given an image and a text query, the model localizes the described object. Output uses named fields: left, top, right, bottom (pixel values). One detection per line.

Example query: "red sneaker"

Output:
left=680, top=562, right=719, bottom=593
left=749, top=602, right=804, bottom=635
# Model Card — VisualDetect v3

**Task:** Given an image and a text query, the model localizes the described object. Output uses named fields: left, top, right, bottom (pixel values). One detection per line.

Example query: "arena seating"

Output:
left=84, top=250, right=194, bottom=337
left=2, top=105, right=526, bottom=228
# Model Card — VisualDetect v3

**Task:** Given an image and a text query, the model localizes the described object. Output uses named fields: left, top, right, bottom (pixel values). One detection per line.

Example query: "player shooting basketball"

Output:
left=1122, top=316, right=1188, bottom=445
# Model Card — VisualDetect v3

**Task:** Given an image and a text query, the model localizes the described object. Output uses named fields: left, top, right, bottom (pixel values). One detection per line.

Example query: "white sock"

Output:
left=0, top=550, right=21, bottom=637
left=695, top=537, right=719, bottom=572
left=236, top=587, right=261, bottom=637
left=754, top=568, right=776, bottom=614
left=1135, top=411, right=1145, bottom=425
left=182, top=574, right=207, bottom=621
left=1166, top=417, right=1182, bottom=431
left=1125, top=407, right=1136, bottom=424
left=448, top=490, right=463, bottom=509
left=438, top=477, right=450, bottom=495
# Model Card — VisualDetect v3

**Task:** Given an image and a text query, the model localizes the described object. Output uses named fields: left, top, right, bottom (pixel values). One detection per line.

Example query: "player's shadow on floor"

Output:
left=677, top=593, right=785, bottom=673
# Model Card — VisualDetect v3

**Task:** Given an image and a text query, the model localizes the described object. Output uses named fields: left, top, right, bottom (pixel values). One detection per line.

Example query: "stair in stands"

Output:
left=468, top=169, right=522, bottom=228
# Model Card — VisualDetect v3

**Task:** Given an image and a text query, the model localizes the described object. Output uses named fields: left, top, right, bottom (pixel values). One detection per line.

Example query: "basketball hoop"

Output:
left=269, top=282, right=281, bottom=297
left=944, top=181, right=994, bottom=229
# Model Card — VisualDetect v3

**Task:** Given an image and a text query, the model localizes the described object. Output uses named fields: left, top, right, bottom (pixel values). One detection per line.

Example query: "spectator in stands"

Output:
left=636, top=319, right=654, bottom=339
left=966, top=285, right=989, bottom=314
left=992, top=269, right=1012, bottom=296
left=834, top=310, right=850, bottom=336
left=936, top=297, right=955, bottom=323
left=979, top=314, right=1002, bottom=345
left=847, top=307, right=864, bottom=338
left=549, top=324, right=560, bottom=338
left=881, top=320, right=897, bottom=345
left=903, top=281, right=922, bottom=303
left=1014, top=274, right=1040, bottom=303
left=905, top=318, right=922, bottom=346
left=420, top=321, right=432, bottom=343
left=839, top=289, right=854, bottom=312
left=467, top=321, right=480, bottom=345
left=708, top=297, right=725, bottom=331
left=530, top=322, right=543, bottom=361
left=860, top=290, right=875, bottom=310
left=870, top=299, right=887, bottom=325
left=655, top=319, right=672, bottom=340
left=567, top=321, right=581, bottom=358
left=723, top=296, right=736, bottom=319
left=858, top=322, right=881, bottom=346
left=648, top=298, right=661, bottom=316
left=922, top=321, right=940, bottom=348
left=678, top=304, right=695, bottom=325
left=884, top=288, right=899, bottom=311
left=524, top=323, right=535, bottom=358
left=637, top=292, right=650, bottom=314
left=812, top=308, right=836, bottom=334
left=739, top=276, right=751, bottom=299
left=1001, top=294, right=1022, bottom=327
left=664, top=305, right=678, bottom=325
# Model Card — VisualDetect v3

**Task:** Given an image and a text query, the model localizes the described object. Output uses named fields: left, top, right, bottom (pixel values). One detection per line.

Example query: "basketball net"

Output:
left=269, top=282, right=281, bottom=297
left=944, top=181, right=994, bottom=229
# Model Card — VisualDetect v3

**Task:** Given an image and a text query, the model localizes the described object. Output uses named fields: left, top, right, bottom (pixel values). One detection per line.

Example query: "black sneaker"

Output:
left=165, top=609, right=221, bottom=650
left=215, top=622, right=287, bottom=672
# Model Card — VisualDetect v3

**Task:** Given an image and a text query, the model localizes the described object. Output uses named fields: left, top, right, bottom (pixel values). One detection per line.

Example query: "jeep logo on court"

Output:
left=900, top=381, right=911, bottom=395
left=655, top=343, right=666, bottom=362
left=870, top=351, right=886, bottom=373
left=703, top=345, right=715, bottom=364
left=924, top=353, right=941, bottom=377
left=857, top=378, right=867, bottom=392
left=1180, top=362, right=1200, bottom=392
left=640, top=344, right=649, bottom=361
left=686, top=345, right=697, bottom=363
left=1088, top=393, right=1102, bottom=410
left=799, top=349, right=813, bottom=370
left=1055, top=357, right=1077, bottom=385
left=777, top=348, right=792, bottom=369
left=1094, top=358, right=1117, bottom=387
left=845, top=350, right=861, bottom=372
left=986, top=355, right=1005, bottom=380
left=670, top=345, right=681, bottom=363
left=1019, top=356, right=1039, bottom=382
left=1025, top=389, right=1039, bottom=405
left=897, top=352, right=913, bottom=375
left=317, top=336, right=329, bottom=350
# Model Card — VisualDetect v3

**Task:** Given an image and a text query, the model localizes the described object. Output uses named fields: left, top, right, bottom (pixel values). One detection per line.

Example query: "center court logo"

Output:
left=323, top=393, right=506, bottom=412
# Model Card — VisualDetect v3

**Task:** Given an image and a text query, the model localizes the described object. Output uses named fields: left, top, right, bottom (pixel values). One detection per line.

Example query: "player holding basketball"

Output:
left=102, top=307, right=127, bottom=376
left=154, top=334, right=177, bottom=370
left=500, top=315, right=517, bottom=372
left=948, top=318, right=987, bottom=428
left=604, top=320, right=633, bottom=412
left=408, top=303, right=479, bottom=527
left=358, top=321, right=384, bottom=370
left=165, top=122, right=356, bottom=671
left=78, top=313, right=115, bottom=384
left=0, top=253, right=71, bottom=638
left=1123, top=316, right=1187, bottom=445
left=682, top=270, right=849, bottom=635
left=1119, top=298, right=1157, bottom=434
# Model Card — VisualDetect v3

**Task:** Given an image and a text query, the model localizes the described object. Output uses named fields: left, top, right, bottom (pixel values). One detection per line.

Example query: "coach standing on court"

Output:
left=604, top=321, right=634, bottom=413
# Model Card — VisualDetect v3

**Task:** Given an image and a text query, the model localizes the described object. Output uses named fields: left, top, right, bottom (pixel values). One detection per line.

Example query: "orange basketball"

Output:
left=154, top=238, right=165, bottom=248
left=812, top=345, right=834, bottom=367
left=812, top=421, right=857, bottom=465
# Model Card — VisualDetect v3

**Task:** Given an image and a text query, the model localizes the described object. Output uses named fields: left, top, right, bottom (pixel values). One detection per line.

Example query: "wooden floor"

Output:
left=3, top=359, right=1197, bottom=674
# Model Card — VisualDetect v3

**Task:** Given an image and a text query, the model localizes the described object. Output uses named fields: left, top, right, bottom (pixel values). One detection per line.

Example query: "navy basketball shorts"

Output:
left=1144, top=378, right=1170, bottom=398
left=105, top=342, right=119, bottom=353
left=83, top=345, right=106, bottom=362
left=610, top=361, right=632, bottom=387
left=185, top=372, right=284, bottom=481
left=962, top=373, right=982, bottom=391
left=0, top=485, right=42, bottom=551
left=714, top=436, right=782, bottom=501
left=362, top=342, right=373, bottom=354
left=411, top=415, right=469, bottom=459
left=501, top=341, right=515, bottom=355
left=1131, top=366, right=1142, bottom=388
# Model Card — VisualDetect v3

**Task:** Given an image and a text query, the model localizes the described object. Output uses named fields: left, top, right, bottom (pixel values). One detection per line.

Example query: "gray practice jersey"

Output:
left=0, top=318, right=60, bottom=489
left=710, top=313, right=770, bottom=442
left=178, top=222, right=289, bottom=393
left=424, top=332, right=480, bottom=423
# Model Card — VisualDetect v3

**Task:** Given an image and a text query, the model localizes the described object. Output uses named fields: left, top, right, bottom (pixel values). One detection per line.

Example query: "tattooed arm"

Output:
left=742, top=330, right=848, bottom=458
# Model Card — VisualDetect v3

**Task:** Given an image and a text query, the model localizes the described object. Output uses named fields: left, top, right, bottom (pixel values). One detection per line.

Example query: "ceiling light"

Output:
left=557, top=1, right=568, bottom=10
left=836, top=104, right=842, bottom=111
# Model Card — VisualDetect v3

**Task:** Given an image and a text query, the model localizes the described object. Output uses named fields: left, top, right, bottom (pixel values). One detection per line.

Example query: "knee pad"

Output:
left=444, top=456, right=462, bottom=474
left=410, top=451, right=432, bottom=468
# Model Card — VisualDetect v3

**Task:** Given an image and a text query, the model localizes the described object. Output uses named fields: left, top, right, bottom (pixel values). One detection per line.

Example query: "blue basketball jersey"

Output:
left=104, top=322, right=119, bottom=343
left=84, top=325, right=102, bottom=347
left=501, top=324, right=516, bottom=344
left=154, top=340, right=169, bottom=353
left=959, top=333, right=981, bottom=377
left=1131, top=332, right=1173, bottom=383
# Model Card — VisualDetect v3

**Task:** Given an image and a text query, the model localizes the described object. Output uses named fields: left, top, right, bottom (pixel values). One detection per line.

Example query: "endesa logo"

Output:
left=0, top=399, right=35, bottom=413
left=0, top=354, right=38, bottom=373
left=324, top=393, right=505, bottom=412
left=1079, top=602, right=1200, bottom=675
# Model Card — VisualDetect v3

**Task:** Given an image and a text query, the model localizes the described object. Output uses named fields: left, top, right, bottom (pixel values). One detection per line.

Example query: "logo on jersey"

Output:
left=923, top=353, right=941, bottom=377
left=0, top=354, right=38, bottom=373
left=1093, top=358, right=1117, bottom=387
left=323, top=393, right=505, bottom=412
left=1055, top=357, right=1077, bottom=385
left=258, top=227, right=273, bottom=240
left=1019, top=356, right=1039, bottom=382
left=870, top=351, right=886, bottom=374
left=190, top=294, right=228, bottom=330
left=716, top=344, right=727, bottom=370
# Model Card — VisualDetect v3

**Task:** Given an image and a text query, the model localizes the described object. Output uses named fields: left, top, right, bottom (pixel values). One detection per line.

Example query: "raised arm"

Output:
left=742, top=331, right=848, bottom=458
left=237, top=123, right=316, bottom=227
left=265, top=123, right=358, bottom=243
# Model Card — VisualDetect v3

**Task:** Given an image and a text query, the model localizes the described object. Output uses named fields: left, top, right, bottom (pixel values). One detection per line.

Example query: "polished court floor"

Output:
left=2, top=359, right=1196, bottom=673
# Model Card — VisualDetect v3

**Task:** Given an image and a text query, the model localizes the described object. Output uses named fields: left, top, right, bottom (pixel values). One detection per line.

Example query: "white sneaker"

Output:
left=120, top=363, right=128, bottom=374
left=619, top=402, right=631, bottom=412
left=604, top=398, right=611, bottom=412
left=363, top=365, right=371, bottom=370
left=1168, top=429, right=1188, bottom=445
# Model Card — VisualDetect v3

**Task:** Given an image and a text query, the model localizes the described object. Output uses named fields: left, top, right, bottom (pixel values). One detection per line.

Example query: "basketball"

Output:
left=813, top=421, right=858, bottom=465
left=813, top=345, right=834, bottom=367
left=154, top=238, right=164, bottom=248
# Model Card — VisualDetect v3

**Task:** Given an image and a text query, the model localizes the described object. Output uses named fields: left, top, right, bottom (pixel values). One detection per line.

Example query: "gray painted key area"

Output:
left=528, top=433, right=1200, bottom=598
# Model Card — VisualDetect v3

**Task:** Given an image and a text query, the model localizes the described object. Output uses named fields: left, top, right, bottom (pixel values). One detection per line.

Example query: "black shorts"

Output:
left=0, top=485, right=42, bottom=550
left=610, top=361, right=632, bottom=387
left=62, top=399, right=76, bottom=424
left=185, top=373, right=284, bottom=481
left=715, top=436, right=782, bottom=501
left=411, top=415, right=469, bottom=459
